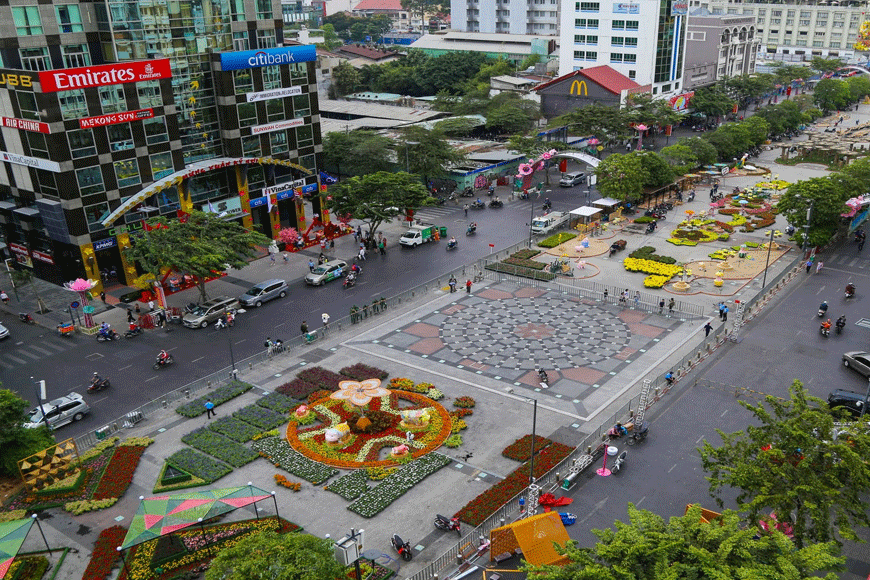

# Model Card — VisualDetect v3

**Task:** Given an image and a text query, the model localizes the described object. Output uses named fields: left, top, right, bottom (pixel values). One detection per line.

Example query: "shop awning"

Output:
left=0, top=518, right=35, bottom=579
left=592, top=197, right=620, bottom=208
left=569, top=206, right=602, bottom=217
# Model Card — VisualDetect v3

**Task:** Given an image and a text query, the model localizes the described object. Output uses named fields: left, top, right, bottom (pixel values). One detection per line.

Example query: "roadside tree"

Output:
left=810, top=56, right=845, bottom=74
left=771, top=63, right=812, bottom=86
left=0, top=388, right=55, bottom=477
left=331, top=62, right=360, bottom=96
left=327, top=171, right=430, bottom=237
left=125, top=210, right=269, bottom=303
left=400, top=126, right=467, bottom=186
left=778, top=177, right=849, bottom=248
left=700, top=380, right=870, bottom=548
left=813, top=78, right=851, bottom=113
left=594, top=153, right=647, bottom=204
left=523, top=504, right=843, bottom=580
left=322, top=131, right=395, bottom=176
left=207, top=532, right=346, bottom=580
left=833, top=156, right=870, bottom=194
left=318, top=24, right=343, bottom=51
left=689, top=85, right=735, bottom=118
left=553, top=103, right=631, bottom=146
left=726, top=73, right=776, bottom=111
left=742, top=115, right=771, bottom=145
left=846, top=74, right=870, bottom=103
left=659, top=143, right=697, bottom=174
left=635, top=151, right=674, bottom=187
left=704, top=122, right=752, bottom=160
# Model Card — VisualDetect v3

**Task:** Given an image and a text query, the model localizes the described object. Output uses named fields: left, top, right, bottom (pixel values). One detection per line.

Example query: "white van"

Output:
left=559, top=172, right=585, bottom=187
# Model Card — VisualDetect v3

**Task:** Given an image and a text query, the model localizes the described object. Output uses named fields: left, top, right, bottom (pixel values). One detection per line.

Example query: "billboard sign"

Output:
left=671, top=0, right=688, bottom=14
left=10, top=243, right=33, bottom=268
left=1, top=151, right=61, bottom=172
left=263, top=179, right=307, bottom=197
left=79, top=108, right=154, bottom=129
left=250, top=118, right=305, bottom=135
left=0, top=71, right=36, bottom=90
left=613, top=2, right=639, bottom=13
left=220, top=45, right=316, bottom=71
left=39, top=59, right=172, bottom=92
left=200, top=196, right=243, bottom=218
left=93, top=237, right=117, bottom=251
left=246, top=86, right=303, bottom=103
left=1, top=117, right=50, bottom=133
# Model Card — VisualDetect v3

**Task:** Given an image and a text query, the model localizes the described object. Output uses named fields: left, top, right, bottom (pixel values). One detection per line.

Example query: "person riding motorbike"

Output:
left=99, top=322, right=113, bottom=338
left=821, top=319, right=832, bottom=334
left=447, top=236, right=457, bottom=249
left=351, top=263, right=361, bottom=275
left=819, top=301, right=828, bottom=315
left=608, top=422, right=627, bottom=438
left=846, top=282, right=855, bottom=297
left=158, top=350, right=170, bottom=364
left=91, top=372, right=104, bottom=388
left=836, top=315, right=847, bottom=330
left=467, top=222, right=477, bottom=234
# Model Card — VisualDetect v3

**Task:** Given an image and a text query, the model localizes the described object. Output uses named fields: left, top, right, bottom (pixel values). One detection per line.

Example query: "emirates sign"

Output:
left=39, top=59, right=171, bottom=93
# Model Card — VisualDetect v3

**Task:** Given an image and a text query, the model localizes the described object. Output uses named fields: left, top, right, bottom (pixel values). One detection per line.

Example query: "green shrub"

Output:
left=326, top=469, right=369, bottom=501
left=176, top=381, right=254, bottom=418
left=503, top=257, right=546, bottom=270
left=445, top=434, right=463, bottom=448
left=485, top=263, right=556, bottom=281
left=182, top=428, right=259, bottom=467
left=633, top=216, right=655, bottom=223
left=511, top=249, right=541, bottom=260
left=165, top=449, right=231, bottom=483
left=628, top=246, right=677, bottom=264
left=257, top=392, right=296, bottom=414
left=209, top=416, right=263, bottom=442
left=539, top=232, right=577, bottom=248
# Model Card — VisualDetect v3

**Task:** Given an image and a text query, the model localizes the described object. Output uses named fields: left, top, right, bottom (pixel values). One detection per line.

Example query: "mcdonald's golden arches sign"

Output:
left=570, top=80, right=588, bottom=96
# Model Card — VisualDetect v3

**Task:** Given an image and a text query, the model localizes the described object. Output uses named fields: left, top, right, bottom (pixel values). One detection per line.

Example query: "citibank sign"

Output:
left=220, top=46, right=316, bottom=71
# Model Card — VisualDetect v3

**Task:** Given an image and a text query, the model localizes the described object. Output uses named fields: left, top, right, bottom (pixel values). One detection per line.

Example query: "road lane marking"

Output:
left=118, top=364, right=133, bottom=371
left=28, top=346, right=52, bottom=355
left=635, top=496, right=646, bottom=507
left=145, top=376, right=159, bottom=382
left=234, top=339, right=247, bottom=345
left=668, top=463, right=678, bottom=473
left=695, top=435, right=705, bottom=444
left=720, top=409, right=728, bottom=418
left=15, top=350, right=40, bottom=360
left=191, top=356, right=204, bottom=363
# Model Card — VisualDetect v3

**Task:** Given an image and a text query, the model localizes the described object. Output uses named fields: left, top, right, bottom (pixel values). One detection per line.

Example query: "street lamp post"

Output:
left=31, top=376, right=50, bottom=431
left=761, top=228, right=775, bottom=289
left=802, top=198, right=815, bottom=254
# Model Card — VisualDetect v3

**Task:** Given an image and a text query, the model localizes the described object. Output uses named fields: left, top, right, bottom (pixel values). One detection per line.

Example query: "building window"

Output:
left=628, top=69, right=636, bottom=79
left=831, top=42, right=841, bottom=48
left=626, top=20, right=638, bottom=30
left=575, top=34, right=598, bottom=44
left=813, top=41, right=824, bottom=47
left=796, top=40, right=807, bottom=46
left=612, top=19, right=625, bottom=29
left=266, top=98, right=284, bottom=122
left=262, top=66, right=282, bottom=90
left=238, top=103, right=257, bottom=127
left=611, top=53, right=624, bottom=62
left=297, top=124, right=313, bottom=147
left=230, top=0, right=246, bottom=20
left=61, top=44, right=91, bottom=68
left=12, top=6, right=43, bottom=35
left=108, top=124, right=134, bottom=151
left=243, top=135, right=261, bottom=156
left=16, top=92, right=39, bottom=121
left=100, top=86, right=127, bottom=115
left=69, top=129, right=97, bottom=159
left=624, top=53, right=636, bottom=63
left=234, top=71, right=254, bottom=95
left=257, top=30, right=276, bottom=48
left=293, top=94, right=310, bottom=117
left=833, top=21, right=844, bottom=28
left=26, top=132, right=49, bottom=157
left=799, top=20, right=810, bottom=26
left=59, top=90, right=88, bottom=121
left=574, top=18, right=598, bottom=28
left=269, top=131, right=288, bottom=154
left=578, top=2, right=599, bottom=11
left=36, top=170, right=57, bottom=196
left=77, top=167, right=105, bottom=196
left=19, top=47, right=50, bottom=71
left=758, top=9, right=766, bottom=16
left=256, top=0, right=273, bottom=19
left=573, top=50, right=597, bottom=60
left=771, top=10, right=781, bottom=16
left=612, top=37, right=624, bottom=46
left=233, top=32, right=249, bottom=51
left=150, top=152, right=173, bottom=180
left=56, top=5, right=84, bottom=32
left=817, top=21, right=827, bottom=28
left=85, top=203, right=109, bottom=232
left=771, top=19, right=780, bottom=24
left=138, top=81, right=162, bottom=108
left=114, top=160, right=141, bottom=188
left=144, top=118, right=168, bottom=145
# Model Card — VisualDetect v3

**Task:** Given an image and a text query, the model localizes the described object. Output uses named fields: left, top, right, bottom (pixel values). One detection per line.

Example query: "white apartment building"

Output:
left=451, top=0, right=561, bottom=35
left=558, top=0, right=688, bottom=97
left=684, top=13, right=759, bottom=89
left=695, top=0, right=865, bottom=62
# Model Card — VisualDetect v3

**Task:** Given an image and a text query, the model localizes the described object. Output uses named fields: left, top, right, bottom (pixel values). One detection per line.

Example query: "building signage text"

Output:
left=93, top=237, right=117, bottom=251
left=79, top=108, right=155, bottom=129
left=613, top=2, right=639, bottom=13
left=246, top=86, right=303, bottom=103
left=569, top=80, right=589, bottom=96
left=200, top=196, right=243, bottom=218
left=31, top=250, right=54, bottom=264
left=671, top=0, right=688, bottom=14
left=39, top=59, right=172, bottom=93
left=263, top=179, right=307, bottom=196
left=0, top=151, right=61, bottom=172
left=1, top=117, right=50, bottom=133
left=220, top=45, right=316, bottom=71
left=251, top=118, right=305, bottom=135
left=0, top=71, right=35, bottom=90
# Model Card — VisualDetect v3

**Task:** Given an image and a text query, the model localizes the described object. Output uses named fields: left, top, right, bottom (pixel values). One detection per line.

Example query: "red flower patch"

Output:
left=82, top=525, right=126, bottom=580
left=92, top=446, right=146, bottom=500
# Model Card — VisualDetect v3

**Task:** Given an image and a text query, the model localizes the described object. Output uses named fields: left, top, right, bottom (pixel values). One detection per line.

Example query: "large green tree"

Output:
left=524, top=504, right=843, bottom=580
left=125, top=210, right=269, bottom=302
left=0, top=388, right=55, bottom=477
left=400, top=126, right=467, bottom=185
left=660, top=137, right=717, bottom=173
left=690, top=86, right=735, bottom=118
left=327, top=171, right=430, bottom=236
left=322, top=131, right=395, bottom=176
left=771, top=63, right=812, bottom=86
left=704, top=122, right=752, bottom=161
left=318, top=24, right=343, bottom=51
left=635, top=151, right=674, bottom=188
left=331, top=62, right=360, bottom=96
left=700, top=381, right=870, bottom=548
left=778, top=177, right=849, bottom=248
left=553, top=103, right=631, bottom=146
left=594, top=153, right=647, bottom=203
left=810, top=56, right=845, bottom=74
left=726, top=73, right=776, bottom=110
left=846, top=74, right=870, bottom=103
left=742, top=115, right=771, bottom=146
left=754, top=100, right=806, bottom=135
left=813, top=78, right=851, bottom=113
left=625, top=93, right=685, bottom=132
left=206, top=532, right=346, bottom=580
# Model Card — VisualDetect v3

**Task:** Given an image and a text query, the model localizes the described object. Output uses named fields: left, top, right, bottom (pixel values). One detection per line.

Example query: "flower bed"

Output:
left=233, top=405, right=287, bottom=431
left=539, top=232, right=577, bottom=248
left=485, top=262, right=556, bottom=281
left=6, top=556, right=49, bottom=580
left=453, top=396, right=476, bottom=408
left=209, top=416, right=263, bottom=442
left=340, top=363, right=389, bottom=381
left=181, top=428, right=258, bottom=467
left=82, top=525, right=126, bottom=580
left=164, top=448, right=232, bottom=484
left=501, top=435, right=552, bottom=462
left=251, top=436, right=338, bottom=484
left=503, top=257, right=547, bottom=270
left=454, top=441, right=573, bottom=526
left=257, top=392, right=296, bottom=414
left=296, top=366, right=344, bottom=390
left=176, top=381, right=254, bottom=418
left=326, top=469, right=370, bottom=500
left=628, top=246, right=677, bottom=264
left=347, top=453, right=451, bottom=517
left=511, top=249, right=541, bottom=260
left=92, top=445, right=146, bottom=500
left=623, top=258, right=682, bottom=284
left=276, top=378, right=321, bottom=400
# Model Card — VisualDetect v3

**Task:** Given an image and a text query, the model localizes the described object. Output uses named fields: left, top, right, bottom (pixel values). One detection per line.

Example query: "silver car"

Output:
left=304, top=260, right=348, bottom=286
left=0, top=322, right=8, bottom=340
left=24, top=392, right=90, bottom=429
left=842, top=351, right=870, bottom=377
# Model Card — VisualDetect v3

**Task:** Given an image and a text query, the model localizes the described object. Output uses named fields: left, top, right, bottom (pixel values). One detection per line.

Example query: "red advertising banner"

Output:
left=1, top=117, right=50, bottom=134
left=31, top=250, right=54, bottom=264
left=79, top=108, right=154, bottom=129
left=39, top=59, right=171, bottom=93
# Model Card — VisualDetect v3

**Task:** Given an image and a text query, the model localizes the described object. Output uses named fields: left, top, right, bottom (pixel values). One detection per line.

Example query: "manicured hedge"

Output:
left=347, top=453, right=451, bottom=518
left=296, top=366, right=344, bottom=390
left=511, top=249, right=541, bottom=260
left=326, top=469, right=370, bottom=501
left=485, top=263, right=556, bottom=281
left=628, top=246, right=677, bottom=264
left=503, top=257, right=547, bottom=270
left=208, top=416, right=262, bottom=442
left=257, top=392, right=296, bottom=413
left=176, top=381, right=254, bottom=418
left=165, top=448, right=232, bottom=483
left=181, top=428, right=258, bottom=467
left=233, top=404, right=287, bottom=431
left=251, top=436, right=338, bottom=484
left=539, top=232, right=577, bottom=248
left=276, top=378, right=321, bottom=400
left=340, top=363, right=389, bottom=381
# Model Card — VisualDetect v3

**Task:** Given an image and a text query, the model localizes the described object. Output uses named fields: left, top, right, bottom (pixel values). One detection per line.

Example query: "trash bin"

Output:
left=439, top=226, right=448, bottom=237
left=95, top=426, right=109, bottom=440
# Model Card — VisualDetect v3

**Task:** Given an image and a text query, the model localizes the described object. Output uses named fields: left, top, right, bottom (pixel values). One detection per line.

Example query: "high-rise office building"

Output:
left=0, top=0, right=322, bottom=287
left=451, top=0, right=561, bottom=35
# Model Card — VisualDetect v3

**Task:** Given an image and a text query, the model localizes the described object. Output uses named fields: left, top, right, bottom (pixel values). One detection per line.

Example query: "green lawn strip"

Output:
left=251, top=436, right=338, bottom=484
left=347, top=453, right=451, bottom=517
left=176, top=381, right=254, bottom=418
left=181, top=428, right=258, bottom=467
left=539, top=232, right=577, bottom=248
left=485, top=263, right=556, bottom=281
left=325, top=469, right=369, bottom=501
left=165, top=448, right=232, bottom=483
left=233, top=404, right=287, bottom=431
left=208, top=416, right=262, bottom=443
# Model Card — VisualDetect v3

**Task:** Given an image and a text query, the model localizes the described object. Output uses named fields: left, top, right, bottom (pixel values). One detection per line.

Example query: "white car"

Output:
left=24, top=392, right=90, bottom=429
left=0, top=322, right=8, bottom=340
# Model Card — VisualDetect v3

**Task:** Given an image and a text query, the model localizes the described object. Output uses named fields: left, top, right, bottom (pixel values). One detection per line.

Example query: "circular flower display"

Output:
left=329, top=379, right=391, bottom=407
left=517, top=163, right=534, bottom=176
left=286, top=390, right=452, bottom=468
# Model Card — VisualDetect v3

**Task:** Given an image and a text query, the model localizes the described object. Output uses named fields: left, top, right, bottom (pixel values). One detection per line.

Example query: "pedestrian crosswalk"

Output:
left=413, top=207, right=461, bottom=221
left=0, top=336, right=75, bottom=369
left=823, top=252, right=870, bottom=272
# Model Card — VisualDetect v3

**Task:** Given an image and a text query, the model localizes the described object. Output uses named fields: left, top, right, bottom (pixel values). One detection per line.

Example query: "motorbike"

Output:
left=124, top=326, right=143, bottom=338
left=88, top=375, right=111, bottom=393
left=542, top=201, right=552, bottom=212
left=845, top=286, right=855, bottom=299
left=466, top=224, right=477, bottom=236
left=818, top=303, right=828, bottom=317
left=489, top=200, right=503, bottom=208
left=820, top=323, right=831, bottom=337
left=460, top=187, right=474, bottom=197
left=97, top=329, right=121, bottom=342
left=434, top=197, right=447, bottom=206
left=518, top=191, right=529, bottom=200
left=343, top=274, right=357, bottom=288
left=626, top=422, right=648, bottom=446
left=471, top=200, right=486, bottom=209
left=434, top=514, right=461, bottom=535
left=487, top=185, right=495, bottom=197
left=611, top=450, right=628, bottom=474
left=644, top=209, right=666, bottom=220
left=391, top=534, right=413, bottom=561
left=153, top=353, right=175, bottom=370
left=446, top=240, right=458, bottom=251
left=836, top=317, right=846, bottom=335
left=19, top=312, right=35, bottom=324
left=537, top=368, right=549, bottom=385
left=687, top=191, right=695, bottom=202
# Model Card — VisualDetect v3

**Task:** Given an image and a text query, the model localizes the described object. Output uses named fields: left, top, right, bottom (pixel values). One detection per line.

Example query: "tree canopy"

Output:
left=206, top=532, right=346, bottom=580
left=400, top=126, right=467, bottom=184
left=595, top=153, right=647, bottom=203
left=660, top=137, right=717, bottom=174
left=699, top=381, right=870, bottom=548
left=524, top=504, right=843, bottom=580
left=553, top=103, right=632, bottom=146
left=327, top=171, right=430, bottom=236
left=125, top=210, right=270, bottom=302
left=813, top=78, right=851, bottom=113
left=725, top=74, right=776, bottom=109
left=690, top=86, right=735, bottom=118
left=778, top=177, right=849, bottom=248
left=810, top=56, right=845, bottom=74
left=635, top=151, right=674, bottom=189
left=0, top=388, right=55, bottom=477
left=322, top=131, right=395, bottom=176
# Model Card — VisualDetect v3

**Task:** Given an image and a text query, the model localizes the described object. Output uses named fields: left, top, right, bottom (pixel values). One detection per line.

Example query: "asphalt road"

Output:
left=0, top=176, right=596, bottom=439
left=559, top=237, right=870, bottom=579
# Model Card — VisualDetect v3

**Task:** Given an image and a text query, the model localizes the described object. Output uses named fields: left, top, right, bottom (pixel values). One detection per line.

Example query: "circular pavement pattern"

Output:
left=440, top=296, right=631, bottom=371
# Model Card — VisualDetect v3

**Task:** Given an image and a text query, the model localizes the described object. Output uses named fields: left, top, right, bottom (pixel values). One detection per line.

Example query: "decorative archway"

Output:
left=549, top=151, right=601, bottom=168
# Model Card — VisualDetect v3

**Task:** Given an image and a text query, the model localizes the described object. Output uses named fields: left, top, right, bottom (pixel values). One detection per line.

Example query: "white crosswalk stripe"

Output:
left=0, top=338, right=77, bottom=370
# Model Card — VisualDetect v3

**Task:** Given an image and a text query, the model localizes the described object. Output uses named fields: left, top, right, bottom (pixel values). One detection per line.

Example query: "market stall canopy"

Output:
left=592, top=198, right=620, bottom=208
left=569, top=206, right=602, bottom=217
left=0, top=518, right=34, bottom=579
left=121, top=485, right=273, bottom=550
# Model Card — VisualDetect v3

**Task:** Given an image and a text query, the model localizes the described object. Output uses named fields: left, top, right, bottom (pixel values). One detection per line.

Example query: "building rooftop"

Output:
left=409, top=31, right=558, bottom=55
left=319, top=99, right=448, bottom=123
left=336, top=44, right=401, bottom=60
left=491, top=75, right=537, bottom=87
left=352, top=0, right=404, bottom=10
left=533, top=66, right=640, bottom=95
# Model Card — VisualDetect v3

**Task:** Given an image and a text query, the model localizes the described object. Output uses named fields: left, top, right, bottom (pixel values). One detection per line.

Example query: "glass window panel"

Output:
left=16, top=92, right=40, bottom=121
left=19, top=47, right=50, bottom=71
left=238, top=102, right=257, bottom=127
left=68, top=129, right=97, bottom=159
left=270, top=131, right=288, bottom=154
left=13, top=6, right=43, bottom=35
left=26, top=132, right=48, bottom=157
left=292, top=94, right=310, bottom=117
left=77, top=167, right=105, bottom=196
left=235, top=70, right=254, bottom=94
left=144, top=117, right=168, bottom=145
left=57, top=5, right=84, bottom=32
left=296, top=124, right=313, bottom=146
left=100, top=86, right=127, bottom=115
left=262, top=66, right=281, bottom=90
left=150, top=152, right=174, bottom=180
left=243, top=135, right=261, bottom=156
left=59, top=90, right=88, bottom=121
left=114, top=159, right=141, bottom=188
left=138, top=81, right=163, bottom=108
left=266, top=98, right=284, bottom=121
left=85, top=203, right=109, bottom=231
left=107, top=123, right=134, bottom=151
left=256, top=0, right=273, bottom=19
left=61, top=44, right=91, bottom=68
left=36, top=170, right=57, bottom=196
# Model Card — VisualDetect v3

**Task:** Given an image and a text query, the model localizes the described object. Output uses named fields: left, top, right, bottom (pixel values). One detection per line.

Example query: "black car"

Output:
left=827, top=389, right=868, bottom=418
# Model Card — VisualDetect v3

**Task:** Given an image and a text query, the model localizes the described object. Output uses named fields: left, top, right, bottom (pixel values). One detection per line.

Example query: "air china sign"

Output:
left=39, top=59, right=171, bottom=93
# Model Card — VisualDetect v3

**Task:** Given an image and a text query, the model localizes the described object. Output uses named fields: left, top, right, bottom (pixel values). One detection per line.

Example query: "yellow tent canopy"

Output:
left=489, top=512, right=571, bottom=567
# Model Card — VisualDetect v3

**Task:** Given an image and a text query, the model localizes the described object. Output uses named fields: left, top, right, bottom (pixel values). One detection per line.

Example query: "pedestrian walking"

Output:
left=619, top=289, right=627, bottom=305
left=668, top=298, right=675, bottom=316
left=135, top=303, right=141, bottom=315
left=353, top=230, right=359, bottom=243
left=806, top=258, right=813, bottom=274
left=448, top=276, right=457, bottom=293
left=205, top=399, right=216, bottom=419
left=357, top=225, right=362, bottom=239
left=127, top=310, right=135, bottom=324
left=603, top=288, right=608, bottom=303
left=270, top=252, right=276, bottom=263
left=464, top=204, right=469, bottom=217
left=282, top=252, right=289, bottom=262
left=158, top=310, right=166, bottom=328
left=860, top=238, right=866, bottom=251
left=466, top=279, right=472, bottom=294
left=634, top=291, right=640, bottom=309
left=722, top=305, right=729, bottom=322
left=358, top=247, right=366, bottom=261
left=378, top=239, right=386, bottom=255
left=718, top=302, right=725, bottom=320
left=321, top=312, right=330, bottom=330
left=1, top=290, right=8, bottom=305
left=100, top=291, right=106, bottom=304
left=308, top=259, right=315, bottom=272
left=300, top=320, right=308, bottom=336
left=816, top=261, right=824, bottom=274
left=704, top=321, right=713, bottom=337
left=658, top=298, right=665, bottom=314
